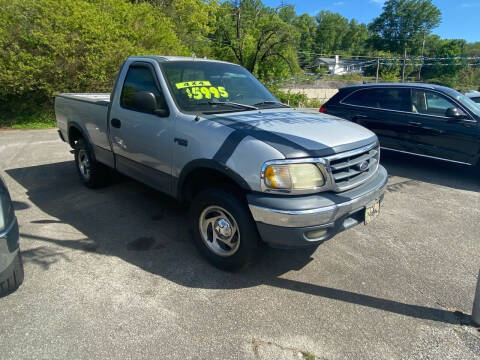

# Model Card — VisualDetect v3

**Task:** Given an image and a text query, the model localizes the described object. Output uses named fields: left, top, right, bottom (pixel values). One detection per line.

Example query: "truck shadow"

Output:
left=381, top=150, right=480, bottom=192
left=6, top=161, right=471, bottom=327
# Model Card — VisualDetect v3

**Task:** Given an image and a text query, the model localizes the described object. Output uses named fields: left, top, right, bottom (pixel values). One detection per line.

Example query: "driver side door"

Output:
left=109, top=61, right=174, bottom=195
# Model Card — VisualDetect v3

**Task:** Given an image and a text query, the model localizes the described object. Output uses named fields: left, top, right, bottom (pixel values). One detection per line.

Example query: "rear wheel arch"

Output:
left=67, top=123, right=90, bottom=148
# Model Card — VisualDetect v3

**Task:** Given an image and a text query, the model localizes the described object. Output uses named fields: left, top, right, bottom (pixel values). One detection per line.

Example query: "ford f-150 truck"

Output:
left=55, top=56, right=387, bottom=270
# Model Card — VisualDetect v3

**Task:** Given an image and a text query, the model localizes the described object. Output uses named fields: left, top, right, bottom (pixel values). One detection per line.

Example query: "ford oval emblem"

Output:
left=357, top=160, right=369, bottom=172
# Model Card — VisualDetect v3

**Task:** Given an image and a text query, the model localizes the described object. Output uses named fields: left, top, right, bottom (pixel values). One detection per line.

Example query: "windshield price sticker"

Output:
left=176, top=80, right=212, bottom=89
left=175, top=81, right=229, bottom=100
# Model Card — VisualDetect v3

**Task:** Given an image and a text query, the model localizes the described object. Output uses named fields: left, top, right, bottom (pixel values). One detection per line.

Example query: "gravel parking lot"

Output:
left=0, top=129, right=479, bottom=359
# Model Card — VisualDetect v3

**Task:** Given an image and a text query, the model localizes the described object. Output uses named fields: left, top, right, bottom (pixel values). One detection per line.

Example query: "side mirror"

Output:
left=153, top=108, right=169, bottom=117
left=131, top=91, right=158, bottom=114
left=446, top=107, right=468, bottom=121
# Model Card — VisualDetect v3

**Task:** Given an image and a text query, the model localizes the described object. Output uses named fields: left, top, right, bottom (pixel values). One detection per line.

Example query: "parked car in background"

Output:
left=465, top=90, right=480, bottom=104
left=321, top=83, right=480, bottom=167
left=0, top=175, right=23, bottom=296
left=55, top=56, right=387, bottom=270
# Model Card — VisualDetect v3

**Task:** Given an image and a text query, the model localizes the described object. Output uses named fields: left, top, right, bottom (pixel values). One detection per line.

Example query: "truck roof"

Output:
left=127, top=55, right=238, bottom=66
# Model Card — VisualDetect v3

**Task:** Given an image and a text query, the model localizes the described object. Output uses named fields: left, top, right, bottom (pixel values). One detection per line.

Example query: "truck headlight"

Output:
left=0, top=191, right=14, bottom=233
left=263, top=162, right=326, bottom=192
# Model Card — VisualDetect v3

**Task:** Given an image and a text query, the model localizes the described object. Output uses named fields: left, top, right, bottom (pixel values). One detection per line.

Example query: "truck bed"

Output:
left=56, top=93, right=111, bottom=106
left=55, top=93, right=112, bottom=152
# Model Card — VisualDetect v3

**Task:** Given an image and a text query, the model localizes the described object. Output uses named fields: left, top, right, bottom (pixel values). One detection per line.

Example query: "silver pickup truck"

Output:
left=55, top=56, right=387, bottom=270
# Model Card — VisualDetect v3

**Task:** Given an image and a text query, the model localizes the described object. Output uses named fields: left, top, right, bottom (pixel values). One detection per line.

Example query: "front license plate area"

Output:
left=365, top=200, right=381, bottom=225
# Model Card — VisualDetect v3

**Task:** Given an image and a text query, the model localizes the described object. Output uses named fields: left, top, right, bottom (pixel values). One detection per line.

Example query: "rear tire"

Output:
left=189, top=188, right=260, bottom=271
left=74, top=139, right=110, bottom=188
left=0, top=252, right=24, bottom=297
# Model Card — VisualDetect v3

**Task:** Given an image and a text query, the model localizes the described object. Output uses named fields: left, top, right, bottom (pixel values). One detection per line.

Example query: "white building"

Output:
left=314, top=55, right=364, bottom=75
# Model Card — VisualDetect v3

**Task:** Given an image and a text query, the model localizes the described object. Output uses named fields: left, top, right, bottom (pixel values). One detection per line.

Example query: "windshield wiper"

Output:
left=253, top=100, right=290, bottom=108
left=198, top=101, right=258, bottom=111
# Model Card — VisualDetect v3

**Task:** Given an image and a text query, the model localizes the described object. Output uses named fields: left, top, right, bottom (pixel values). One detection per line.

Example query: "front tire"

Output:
left=74, top=139, right=110, bottom=188
left=189, top=188, right=260, bottom=271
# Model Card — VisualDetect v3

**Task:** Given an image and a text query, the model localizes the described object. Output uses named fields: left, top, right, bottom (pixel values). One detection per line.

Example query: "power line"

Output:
left=297, top=50, right=480, bottom=61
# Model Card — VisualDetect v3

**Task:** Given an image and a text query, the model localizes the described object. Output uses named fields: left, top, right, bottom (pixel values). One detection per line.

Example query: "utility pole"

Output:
left=418, top=33, right=426, bottom=81
left=376, top=58, right=380, bottom=83
left=402, top=47, right=407, bottom=82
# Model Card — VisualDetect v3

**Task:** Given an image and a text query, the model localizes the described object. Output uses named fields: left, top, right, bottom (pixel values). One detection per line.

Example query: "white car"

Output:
left=465, top=90, right=480, bottom=104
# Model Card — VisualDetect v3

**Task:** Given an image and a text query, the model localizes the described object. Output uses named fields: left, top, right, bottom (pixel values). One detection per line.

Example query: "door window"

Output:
left=377, top=88, right=411, bottom=112
left=120, top=64, right=168, bottom=113
left=411, top=90, right=456, bottom=117
left=343, top=88, right=382, bottom=108
left=343, top=88, right=411, bottom=112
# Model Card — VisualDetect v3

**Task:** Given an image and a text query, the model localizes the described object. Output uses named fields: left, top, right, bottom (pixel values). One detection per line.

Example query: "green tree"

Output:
left=212, top=0, right=299, bottom=78
left=147, top=0, right=219, bottom=57
left=293, top=14, right=317, bottom=69
left=314, top=11, right=349, bottom=55
left=342, top=20, right=369, bottom=55
left=421, top=36, right=466, bottom=87
left=0, top=0, right=185, bottom=114
left=312, top=11, right=368, bottom=56
left=465, top=42, right=480, bottom=57
left=457, top=66, right=480, bottom=91
left=368, top=0, right=441, bottom=56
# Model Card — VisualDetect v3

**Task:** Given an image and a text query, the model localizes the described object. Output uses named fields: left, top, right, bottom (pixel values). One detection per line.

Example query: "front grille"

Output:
left=326, top=143, right=379, bottom=192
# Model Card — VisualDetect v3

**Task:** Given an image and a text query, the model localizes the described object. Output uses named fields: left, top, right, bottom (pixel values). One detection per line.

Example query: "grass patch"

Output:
left=0, top=111, right=56, bottom=130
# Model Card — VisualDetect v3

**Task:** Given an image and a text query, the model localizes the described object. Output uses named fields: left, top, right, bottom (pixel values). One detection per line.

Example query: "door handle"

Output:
left=408, top=121, right=422, bottom=127
left=111, top=118, right=121, bottom=129
left=174, top=138, right=188, bottom=147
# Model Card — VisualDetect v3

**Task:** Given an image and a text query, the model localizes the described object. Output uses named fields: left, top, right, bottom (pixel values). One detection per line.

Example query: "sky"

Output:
left=262, top=0, right=480, bottom=43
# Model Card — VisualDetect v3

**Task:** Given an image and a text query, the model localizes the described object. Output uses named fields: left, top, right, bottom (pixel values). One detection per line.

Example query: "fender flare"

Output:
left=67, top=122, right=97, bottom=161
left=176, top=159, right=252, bottom=201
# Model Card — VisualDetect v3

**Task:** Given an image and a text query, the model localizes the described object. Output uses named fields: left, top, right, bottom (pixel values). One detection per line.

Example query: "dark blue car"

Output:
left=0, top=175, right=23, bottom=296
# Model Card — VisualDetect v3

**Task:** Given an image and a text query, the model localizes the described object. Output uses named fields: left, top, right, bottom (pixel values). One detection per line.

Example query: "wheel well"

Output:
left=68, top=126, right=84, bottom=147
left=181, top=167, right=245, bottom=204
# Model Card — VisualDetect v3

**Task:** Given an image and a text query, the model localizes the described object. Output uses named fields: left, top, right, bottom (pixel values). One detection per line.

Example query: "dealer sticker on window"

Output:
left=175, top=80, right=229, bottom=100
left=175, top=81, right=212, bottom=89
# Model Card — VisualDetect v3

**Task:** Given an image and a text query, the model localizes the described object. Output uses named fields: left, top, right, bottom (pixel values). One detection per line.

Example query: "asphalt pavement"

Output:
left=0, top=129, right=479, bottom=359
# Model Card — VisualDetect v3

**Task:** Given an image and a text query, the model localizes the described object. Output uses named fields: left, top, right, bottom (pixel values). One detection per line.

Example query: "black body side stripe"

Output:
left=213, top=130, right=249, bottom=163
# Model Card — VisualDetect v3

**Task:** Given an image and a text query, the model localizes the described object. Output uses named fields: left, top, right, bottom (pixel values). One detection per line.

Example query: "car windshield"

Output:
left=443, top=88, right=480, bottom=118
left=160, top=61, right=281, bottom=113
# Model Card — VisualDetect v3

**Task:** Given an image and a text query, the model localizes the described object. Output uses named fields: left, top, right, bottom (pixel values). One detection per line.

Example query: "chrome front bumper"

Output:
left=249, top=175, right=386, bottom=227
left=247, top=166, right=387, bottom=248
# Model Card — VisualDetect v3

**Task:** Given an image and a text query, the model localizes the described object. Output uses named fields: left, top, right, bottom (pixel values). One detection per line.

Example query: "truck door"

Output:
left=109, top=61, right=173, bottom=195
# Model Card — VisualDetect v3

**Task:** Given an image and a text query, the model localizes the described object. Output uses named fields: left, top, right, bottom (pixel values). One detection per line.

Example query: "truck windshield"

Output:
left=160, top=61, right=282, bottom=113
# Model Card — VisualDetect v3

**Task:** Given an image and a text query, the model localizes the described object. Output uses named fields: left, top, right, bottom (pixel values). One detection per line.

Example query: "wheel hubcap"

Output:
left=78, top=149, right=91, bottom=180
left=199, top=206, right=240, bottom=257
left=214, top=218, right=233, bottom=239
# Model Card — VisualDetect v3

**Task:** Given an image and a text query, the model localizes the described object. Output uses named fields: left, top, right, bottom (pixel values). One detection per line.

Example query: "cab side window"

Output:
left=411, top=90, right=456, bottom=117
left=120, top=65, right=168, bottom=114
